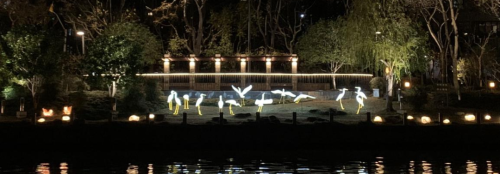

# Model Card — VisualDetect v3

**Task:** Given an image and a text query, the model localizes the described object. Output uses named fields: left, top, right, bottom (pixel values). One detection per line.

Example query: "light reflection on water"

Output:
left=22, top=158, right=500, bottom=173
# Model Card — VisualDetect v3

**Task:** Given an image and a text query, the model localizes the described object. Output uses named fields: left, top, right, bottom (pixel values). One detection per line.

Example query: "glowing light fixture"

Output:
left=62, top=116, right=70, bottom=122
left=375, top=31, right=382, bottom=35
left=404, top=82, right=411, bottom=88
left=464, top=114, right=476, bottom=121
left=443, top=119, right=451, bottom=124
left=63, top=106, right=72, bottom=115
left=489, top=82, right=495, bottom=88
left=149, top=114, right=155, bottom=119
left=407, top=115, right=414, bottom=120
left=421, top=116, right=431, bottom=124
left=373, top=116, right=383, bottom=123
left=485, top=114, right=492, bottom=120
left=77, top=31, right=84, bottom=36
left=37, top=118, right=46, bottom=123
left=129, top=115, right=140, bottom=122
left=215, top=58, right=221, bottom=62
left=241, top=58, right=246, bottom=62
left=266, top=58, right=272, bottom=62
left=385, top=67, right=390, bottom=74
left=189, top=58, right=195, bottom=62
left=42, top=108, right=54, bottom=117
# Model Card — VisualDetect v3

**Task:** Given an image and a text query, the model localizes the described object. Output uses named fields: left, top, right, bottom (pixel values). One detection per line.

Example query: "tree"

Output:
left=297, top=19, right=352, bottom=89
left=103, top=22, right=162, bottom=65
left=343, top=0, right=428, bottom=111
left=84, top=35, right=143, bottom=98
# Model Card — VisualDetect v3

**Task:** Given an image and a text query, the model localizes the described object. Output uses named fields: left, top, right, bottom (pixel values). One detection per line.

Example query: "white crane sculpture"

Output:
left=232, top=85, right=253, bottom=106
left=195, top=94, right=206, bottom=116
left=173, top=92, right=182, bottom=115
left=355, top=92, right=366, bottom=114
left=335, top=88, right=348, bottom=110
left=255, top=93, right=273, bottom=112
left=225, top=100, right=241, bottom=115
left=294, top=94, right=316, bottom=104
left=218, top=95, right=224, bottom=113
left=271, top=89, right=296, bottom=104
left=355, top=87, right=367, bottom=109
left=183, top=94, right=190, bottom=109
left=167, top=90, right=176, bottom=111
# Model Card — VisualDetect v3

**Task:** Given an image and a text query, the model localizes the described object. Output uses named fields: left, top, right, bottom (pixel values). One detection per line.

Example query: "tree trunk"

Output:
left=386, top=73, right=395, bottom=112
left=332, top=76, right=336, bottom=90
left=448, top=0, right=461, bottom=101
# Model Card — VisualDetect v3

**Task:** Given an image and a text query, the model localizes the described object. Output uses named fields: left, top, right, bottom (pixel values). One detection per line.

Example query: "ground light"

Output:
left=129, top=115, right=140, bottom=122
left=407, top=115, right=414, bottom=120
left=485, top=114, right=492, bottom=121
left=149, top=114, right=155, bottom=120
left=404, top=81, right=411, bottom=88
left=443, top=119, right=451, bottom=124
left=373, top=116, right=383, bottom=123
left=489, top=82, right=495, bottom=88
left=37, top=118, right=46, bottom=123
left=62, top=116, right=70, bottom=122
left=421, top=116, right=431, bottom=124
left=465, top=114, right=476, bottom=121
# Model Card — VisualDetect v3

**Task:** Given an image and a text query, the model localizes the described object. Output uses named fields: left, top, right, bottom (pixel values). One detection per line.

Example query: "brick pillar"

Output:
left=189, top=54, right=196, bottom=90
left=240, top=54, right=247, bottom=88
left=266, top=56, right=272, bottom=90
left=291, top=54, right=298, bottom=91
left=215, top=54, right=221, bottom=90
left=162, top=54, right=170, bottom=90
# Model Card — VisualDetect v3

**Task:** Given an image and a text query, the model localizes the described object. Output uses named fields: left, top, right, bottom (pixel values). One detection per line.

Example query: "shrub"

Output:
left=404, top=85, right=428, bottom=111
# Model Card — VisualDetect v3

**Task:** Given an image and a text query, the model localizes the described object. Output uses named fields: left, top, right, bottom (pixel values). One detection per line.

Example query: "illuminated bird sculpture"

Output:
left=355, top=92, right=365, bottom=115
left=225, top=100, right=241, bottom=115
left=195, top=94, right=206, bottom=116
left=355, top=87, right=367, bottom=109
left=167, top=90, right=176, bottom=110
left=294, top=94, right=316, bottom=104
left=232, top=85, right=253, bottom=106
left=218, top=95, right=224, bottom=113
left=335, top=88, right=348, bottom=110
left=173, top=92, right=182, bottom=115
left=183, top=94, right=190, bottom=109
left=255, top=93, right=274, bottom=112
left=271, top=89, right=296, bottom=104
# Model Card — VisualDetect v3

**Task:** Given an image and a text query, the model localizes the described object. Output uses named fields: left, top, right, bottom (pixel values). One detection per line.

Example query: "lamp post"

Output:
left=77, top=31, right=85, bottom=55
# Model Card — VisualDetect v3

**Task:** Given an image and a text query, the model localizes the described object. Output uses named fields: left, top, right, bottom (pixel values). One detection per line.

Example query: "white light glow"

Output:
left=215, top=58, right=221, bottom=62
left=266, top=58, right=272, bottom=62
left=292, top=57, right=298, bottom=62
left=404, top=82, right=411, bottom=88
left=89, top=73, right=374, bottom=77
left=42, top=108, right=54, bottom=117
left=490, top=82, right=495, bottom=88
left=485, top=114, right=492, bottom=120
left=465, top=114, right=476, bottom=121
left=149, top=114, right=155, bottom=119
left=240, top=58, right=246, bottom=62
left=443, top=119, right=451, bottom=124
left=63, top=106, right=72, bottom=115
left=129, top=115, right=140, bottom=122
left=373, top=116, right=383, bottom=122
left=375, top=31, right=381, bottom=35
left=407, top=115, right=414, bottom=120
left=421, top=116, right=431, bottom=124
left=38, top=118, right=46, bottom=123
left=77, top=31, right=84, bottom=36
left=62, top=116, right=70, bottom=122
left=190, top=58, right=195, bottom=62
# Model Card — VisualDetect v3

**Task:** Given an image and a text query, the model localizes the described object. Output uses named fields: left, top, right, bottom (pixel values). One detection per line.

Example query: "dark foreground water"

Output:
left=1, top=151, right=499, bottom=173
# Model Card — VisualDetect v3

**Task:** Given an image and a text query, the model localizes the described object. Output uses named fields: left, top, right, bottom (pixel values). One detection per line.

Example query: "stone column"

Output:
left=291, top=54, right=298, bottom=91
left=266, top=55, right=272, bottom=90
left=162, top=54, right=170, bottom=90
left=240, top=54, right=247, bottom=87
left=215, top=54, right=221, bottom=90
left=189, top=54, right=196, bottom=90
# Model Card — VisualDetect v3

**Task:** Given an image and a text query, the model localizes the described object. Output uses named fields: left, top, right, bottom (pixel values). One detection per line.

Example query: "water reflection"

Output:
left=20, top=158, right=500, bottom=173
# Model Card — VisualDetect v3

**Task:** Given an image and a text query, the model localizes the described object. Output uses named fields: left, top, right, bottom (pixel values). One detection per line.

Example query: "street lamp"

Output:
left=77, top=31, right=85, bottom=55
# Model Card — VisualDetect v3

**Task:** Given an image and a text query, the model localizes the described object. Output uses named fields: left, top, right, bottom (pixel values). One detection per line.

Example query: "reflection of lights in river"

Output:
left=466, top=160, right=477, bottom=173
left=36, top=163, right=50, bottom=174
left=408, top=161, right=415, bottom=174
left=445, top=162, right=452, bottom=174
left=148, top=164, right=153, bottom=174
left=375, top=157, right=384, bottom=173
left=487, top=161, right=493, bottom=173
left=422, top=161, right=432, bottom=174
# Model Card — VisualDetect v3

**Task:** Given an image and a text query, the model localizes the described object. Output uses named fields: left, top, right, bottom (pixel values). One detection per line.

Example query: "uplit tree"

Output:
left=297, top=19, right=352, bottom=89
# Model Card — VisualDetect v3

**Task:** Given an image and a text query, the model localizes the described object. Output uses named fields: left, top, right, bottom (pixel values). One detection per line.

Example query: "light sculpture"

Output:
left=42, top=108, right=54, bottom=117
left=355, top=93, right=365, bottom=115
left=173, top=92, right=181, bottom=115
left=465, top=114, right=476, bottom=121
left=232, top=85, right=253, bottom=106
left=195, top=94, right=206, bottom=115
left=255, top=93, right=273, bottom=112
left=421, top=116, right=431, bottom=124
left=183, top=94, right=190, bottom=109
left=293, top=94, right=316, bottom=104
left=218, top=95, right=224, bottom=113
left=167, top=90, right=176, bottom=110
left=335, top=88, right=348, bottom=110
left=271, top=89, right=296, bottom=104
left=355, top=87, right=367, bottom=108
left=225, top=100, right=241, bottom=115
left=129, top=115, right=140, bottom=121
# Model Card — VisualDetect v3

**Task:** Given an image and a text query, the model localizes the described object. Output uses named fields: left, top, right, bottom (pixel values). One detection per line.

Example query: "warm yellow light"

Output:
left=292, top=57, right=298, bottom=62
left=373, top=116, right=383, bottom=123
left=37, top=118, right=46, bottom=123
left=421, top=116, right=431, bottom=124
left=266, top=62, right=271, bottom=66
left=485, top=114, right=491, bottom=120
left=129, top=115, right=140, bottom=122
left=63, top=106, right=72, bottom=115
left=443, top=119, right=451, bottom=124
left=404, top=82, right=411, bottom=88
left=241, top=58, right=246, bottom=62
left=62, top=116, right=70, bottom=122
left=42, top=108, right=54, bottom=117
left=385, top=67, right=390, bottom=74
left=189, top=58, right=195, bottom=62
left=77, top=31, right=84, bottom=36
left=163, top=58, right=170, bottom=63
left=266, top=58, right=272, bottom=62
left=215, top=58, right=221, bottom=62
left=375, top=31, right=382, bottom=35
left=292, top=62, right=297, bottom=66
left=465, top=114, right=476, bottom=121
left=489, top=82, right=495, bottom=88
left=407, top=115, right=414, bottom=120
left=149, top=114, right=155, bottom=119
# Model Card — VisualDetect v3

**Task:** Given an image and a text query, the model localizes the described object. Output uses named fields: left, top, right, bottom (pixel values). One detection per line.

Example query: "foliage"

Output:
left=103, top=22, right=162, bottom=65
left=370, top=77, right=386, bottom=90
left=120, top=84, right=147, bottom=114
left=404, top=85, right=428, bottom=111
left=84, top=34, right=143, bottom=89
